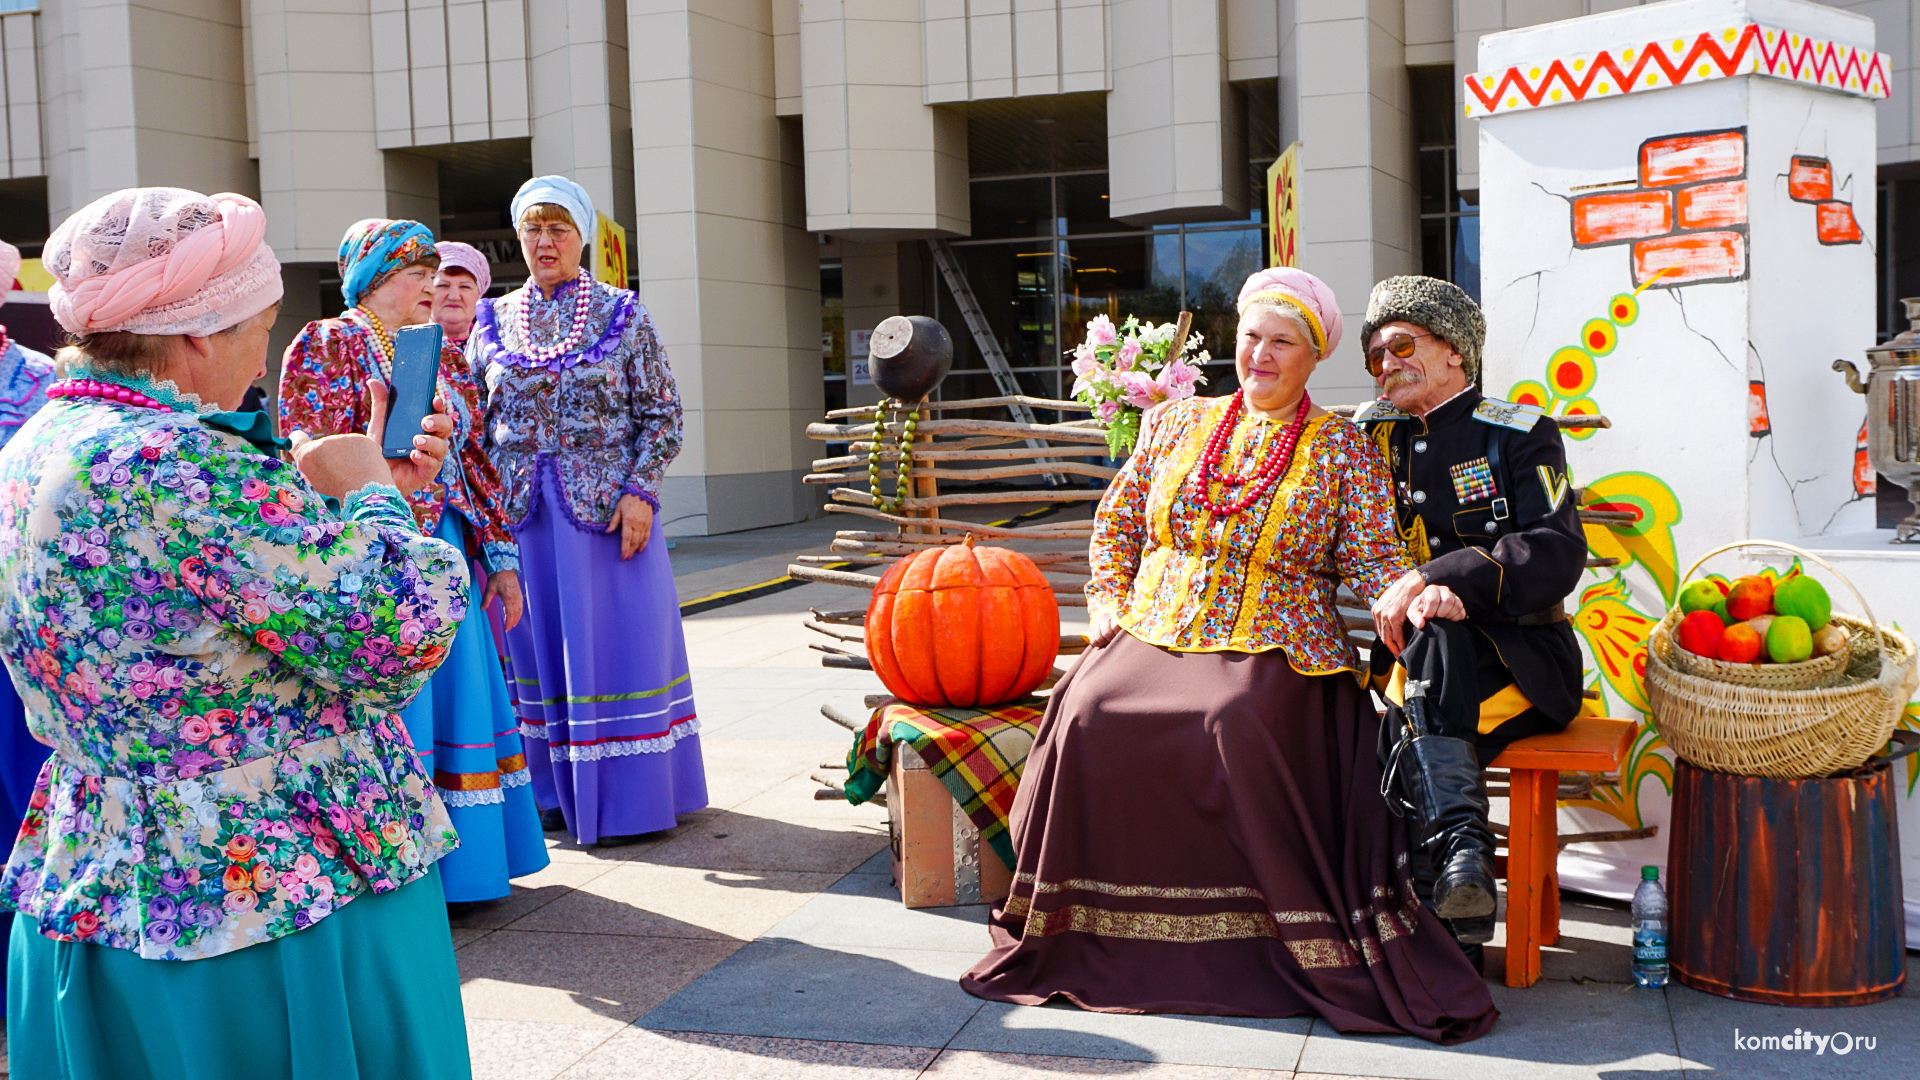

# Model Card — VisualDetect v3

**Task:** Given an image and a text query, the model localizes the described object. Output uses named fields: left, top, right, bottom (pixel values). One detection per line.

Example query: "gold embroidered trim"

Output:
left=1288, top=937, right=1360, bottom=969
left=1022, top=904, right=1282, bottom=943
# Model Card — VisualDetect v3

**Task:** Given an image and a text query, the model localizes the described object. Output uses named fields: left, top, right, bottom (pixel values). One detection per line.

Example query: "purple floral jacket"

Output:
left=468, top=276, right=683, bottom=528
left=0, top=378, right=468, bottom=960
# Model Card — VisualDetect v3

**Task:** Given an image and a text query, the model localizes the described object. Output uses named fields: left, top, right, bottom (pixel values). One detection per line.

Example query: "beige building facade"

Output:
left=0, top=0, right=1916, bottom=533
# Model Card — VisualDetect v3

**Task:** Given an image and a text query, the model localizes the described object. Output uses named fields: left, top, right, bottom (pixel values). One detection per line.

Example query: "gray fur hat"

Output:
left=1361, top=276, right=1486, bottom=384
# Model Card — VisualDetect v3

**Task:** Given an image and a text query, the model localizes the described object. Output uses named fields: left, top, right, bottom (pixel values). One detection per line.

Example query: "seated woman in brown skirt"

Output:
left=960, top=268, right=1498, bottom=1044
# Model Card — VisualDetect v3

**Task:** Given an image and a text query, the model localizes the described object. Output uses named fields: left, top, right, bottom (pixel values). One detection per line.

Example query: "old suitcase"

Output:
left=887, top=747, right=1012, bottom=908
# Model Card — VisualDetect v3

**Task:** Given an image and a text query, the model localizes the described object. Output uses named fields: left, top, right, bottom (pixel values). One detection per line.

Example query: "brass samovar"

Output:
left=1835, top=297, right=1920, bottom=542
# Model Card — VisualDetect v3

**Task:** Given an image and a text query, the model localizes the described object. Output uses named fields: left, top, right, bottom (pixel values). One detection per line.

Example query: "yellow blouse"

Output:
left=1087, top=396, right=1413, bottom=673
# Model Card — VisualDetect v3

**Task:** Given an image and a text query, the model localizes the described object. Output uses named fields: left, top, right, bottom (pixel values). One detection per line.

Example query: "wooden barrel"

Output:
left=1669, top=752, right=1909, bottom=1006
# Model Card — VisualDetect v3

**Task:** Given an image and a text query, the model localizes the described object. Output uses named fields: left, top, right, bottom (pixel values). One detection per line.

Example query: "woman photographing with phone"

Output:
left=0, top=187, right=474, bottom=1077
left=280, top=218, right=549, bottom=906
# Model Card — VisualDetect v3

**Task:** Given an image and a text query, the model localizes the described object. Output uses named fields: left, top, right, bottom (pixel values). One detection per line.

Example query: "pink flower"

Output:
left=1085, top=314, right=1117, bottom=347
left=259, top=503, right=292, bottom=526
left=179, top=717, right=211, bottom=744
left=242, top=602, right=269, bottom=624
left=1096, top=400, right=1121, bottom=422
left=255, top=630, right=286, bottom=653
left=1114, top=339, right=1142, bottom=372
left=1070, top=350, right=1098, bottom=379
left=292, top=853, right=320, bottom=879
left=241, top=479, right=269, bottom=500
left=1117, top=360, right=1203, bottom=409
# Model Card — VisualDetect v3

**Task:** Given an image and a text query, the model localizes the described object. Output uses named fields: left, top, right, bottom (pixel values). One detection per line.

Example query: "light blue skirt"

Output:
left=399, top=512, right=550, bottom=901
left=8, top=867, right=470, bottom=1080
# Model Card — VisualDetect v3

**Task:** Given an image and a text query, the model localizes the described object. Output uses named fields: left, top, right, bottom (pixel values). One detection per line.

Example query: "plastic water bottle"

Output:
left=1631, top=865, right=1669, bottom=988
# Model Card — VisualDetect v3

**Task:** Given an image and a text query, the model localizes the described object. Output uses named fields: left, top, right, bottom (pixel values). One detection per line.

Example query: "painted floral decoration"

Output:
left=1069, top=315, right=1207, bottom=456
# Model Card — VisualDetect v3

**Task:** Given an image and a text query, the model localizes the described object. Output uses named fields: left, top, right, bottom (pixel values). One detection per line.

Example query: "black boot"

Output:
left=1400, top=733, right=1498, bottom=923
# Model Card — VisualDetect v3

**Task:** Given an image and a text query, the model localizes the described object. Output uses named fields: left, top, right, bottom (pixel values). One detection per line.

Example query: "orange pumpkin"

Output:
left=866, top=537, right=1060, bottom=706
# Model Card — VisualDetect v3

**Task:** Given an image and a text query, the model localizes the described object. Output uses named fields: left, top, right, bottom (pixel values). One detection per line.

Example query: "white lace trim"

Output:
left=518, top=721, right=548, bottom=741
left=439, top=787, right=506, bottom=808
left=548, top=717, right=700, bottom=763
left=499, top=767, right=532, bottom=789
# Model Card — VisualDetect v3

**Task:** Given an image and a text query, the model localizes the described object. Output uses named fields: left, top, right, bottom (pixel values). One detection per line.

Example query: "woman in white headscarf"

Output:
left=467, top=176, right=707, bottom=844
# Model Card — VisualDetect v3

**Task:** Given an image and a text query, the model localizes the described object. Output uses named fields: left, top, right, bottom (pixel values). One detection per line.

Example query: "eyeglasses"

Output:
left=518, top=224, right=578, bottom=242
left=1364, top=331, right=1437, bottom=376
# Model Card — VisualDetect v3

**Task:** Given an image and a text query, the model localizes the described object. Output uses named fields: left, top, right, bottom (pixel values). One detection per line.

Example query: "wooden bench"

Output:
left=1486, top=716, right=1638, bottom=988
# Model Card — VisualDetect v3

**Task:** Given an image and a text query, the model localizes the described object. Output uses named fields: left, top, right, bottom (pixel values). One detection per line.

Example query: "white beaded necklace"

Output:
left=512, top=274, right=596, bottom=363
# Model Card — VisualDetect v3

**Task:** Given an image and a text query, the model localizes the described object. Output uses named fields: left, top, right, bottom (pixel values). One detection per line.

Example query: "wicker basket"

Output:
left=1646, top=542, right=1920, bottom=779
left=1660, top=608, right=1853, bottom=690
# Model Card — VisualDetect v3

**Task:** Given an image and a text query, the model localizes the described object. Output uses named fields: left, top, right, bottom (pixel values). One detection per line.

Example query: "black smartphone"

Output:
left=381, top=324, right=442, bottom=459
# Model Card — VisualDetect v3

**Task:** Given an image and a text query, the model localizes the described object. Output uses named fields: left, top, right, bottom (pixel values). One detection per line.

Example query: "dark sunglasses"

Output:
left=1364, top=331, right=1437, bottom=377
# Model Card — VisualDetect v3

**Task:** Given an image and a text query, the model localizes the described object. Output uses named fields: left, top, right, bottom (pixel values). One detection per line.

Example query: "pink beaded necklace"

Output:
left=48, top=378, right=166, bottom=409
left=1194, top=389, right=1314, bottom=516
left=511, top=275, right=596, bottom=363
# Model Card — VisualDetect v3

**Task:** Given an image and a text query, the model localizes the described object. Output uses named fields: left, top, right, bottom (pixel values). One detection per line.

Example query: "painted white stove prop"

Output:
left=1472, top=0, right=1920, bottom=936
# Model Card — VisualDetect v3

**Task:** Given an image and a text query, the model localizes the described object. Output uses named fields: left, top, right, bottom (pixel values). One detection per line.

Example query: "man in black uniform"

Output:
left=1353, top=276, right=1588, bottom=956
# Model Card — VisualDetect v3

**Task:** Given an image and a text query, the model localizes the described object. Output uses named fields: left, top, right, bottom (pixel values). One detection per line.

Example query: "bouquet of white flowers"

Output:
left=1069, top=314, right=1208, bottom=456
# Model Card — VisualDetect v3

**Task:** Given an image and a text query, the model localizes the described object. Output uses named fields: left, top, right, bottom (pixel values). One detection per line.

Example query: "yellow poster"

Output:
left=13, top=258, right=52, bottom=293
left=1267, top=143, right=1300, bottom=268
left=595, top=214, right=629, bottom=287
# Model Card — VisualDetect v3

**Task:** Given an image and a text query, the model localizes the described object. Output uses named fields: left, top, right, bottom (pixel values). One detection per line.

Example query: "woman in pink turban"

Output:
left=0, top=187, right=474, bottom=1079
left=961, top=267, right=1497, bottom=1043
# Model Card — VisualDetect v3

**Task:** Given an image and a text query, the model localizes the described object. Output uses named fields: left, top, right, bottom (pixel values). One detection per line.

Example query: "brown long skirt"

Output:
left=960, top=633, right=1498, bottom=1044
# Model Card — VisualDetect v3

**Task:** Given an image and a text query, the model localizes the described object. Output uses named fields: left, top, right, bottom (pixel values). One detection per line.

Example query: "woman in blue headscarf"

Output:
left=279, top=219, right=550, bottom=904
left=468, top=176, right=707, bottom=845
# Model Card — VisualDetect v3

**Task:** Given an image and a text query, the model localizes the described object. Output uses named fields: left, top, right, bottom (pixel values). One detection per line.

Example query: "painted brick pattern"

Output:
left=1677, top=181, right=1747, bottom=229
left=1641, top=132, right=1746, bottom=186
left=1574, top=191, right=1673, bottom=246
left=1786, top=155, right=1863, bottom=246
left=1568, top=128, right=1749, bottom=287
left=1788, top=157, right=1833, bottom=202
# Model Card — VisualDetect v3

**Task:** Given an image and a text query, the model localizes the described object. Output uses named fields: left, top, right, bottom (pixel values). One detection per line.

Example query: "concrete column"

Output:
left=41, top=0, right=253, bottom=224
left=528, top=0, right=637, bottom=232
left=1291, top=0, right=1418, bottom=404
left=1107, top=0, right=1245, bottom=223
left=250, top=0, right=389, bottom=261
left=800, top=0, right=968, bottom=236
left=630, top=0, right=822, bottom=535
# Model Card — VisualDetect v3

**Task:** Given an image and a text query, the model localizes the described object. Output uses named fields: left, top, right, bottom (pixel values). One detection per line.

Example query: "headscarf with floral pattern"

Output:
left=337, top=219, right=438, bottom=308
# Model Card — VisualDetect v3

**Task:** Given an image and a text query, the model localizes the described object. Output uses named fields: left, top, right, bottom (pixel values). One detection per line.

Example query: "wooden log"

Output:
left=1587, top=556, right=1622, bottom=568
left=788, top=564, right=883, bottom=589
left=829, top=539, right=1087, bottom=564
left=810, top=608, right=868, bottom=625
left=822, top=703, right=866, bottom=730
left=808, top=418, right=1110, bottom=445
left=825, top=394, right=1091, bottom=418
left=832, top=487, right=1104, bottom=510
left=803, top=618, right=866, bottom=642
left=824, top=503, right=1095, bottom=537
left=821, top=653, right=874, bottom=670
left=1579, top=508, right=1638, bottom=525
left=805, top=460, right=1118, bottom=485
left=814, top=445, right=1116, bottom=469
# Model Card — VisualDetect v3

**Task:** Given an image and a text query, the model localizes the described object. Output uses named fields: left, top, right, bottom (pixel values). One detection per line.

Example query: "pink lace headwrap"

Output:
left=46, top=188, right=282, bottom=336
left=1236, top=267, right=1344, bottom=358
left=0, top=241, right=20, bottom=306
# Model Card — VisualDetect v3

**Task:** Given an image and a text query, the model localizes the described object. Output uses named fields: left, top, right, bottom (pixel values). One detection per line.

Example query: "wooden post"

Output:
left=908, top=397, right=938, bottom=536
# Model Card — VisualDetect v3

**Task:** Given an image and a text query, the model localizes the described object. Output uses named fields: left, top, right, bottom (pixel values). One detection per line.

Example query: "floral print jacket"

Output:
left=0, top=341, right=53, bottom=447
left=1088, top=398, right=1412, bottom=674
left=0, top=387, right=469, bottom=960
left=468, top=277, right=683, bottom=527
left=280, top=310, right=520, bottom=573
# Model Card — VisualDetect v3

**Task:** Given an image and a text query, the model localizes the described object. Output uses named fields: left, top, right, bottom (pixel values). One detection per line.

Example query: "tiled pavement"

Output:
left=453, top=521, right=1920, bottom=1080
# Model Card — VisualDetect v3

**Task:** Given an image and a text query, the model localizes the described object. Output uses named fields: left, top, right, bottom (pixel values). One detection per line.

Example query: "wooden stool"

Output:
left=1487, top=717, right=1637, bottom=988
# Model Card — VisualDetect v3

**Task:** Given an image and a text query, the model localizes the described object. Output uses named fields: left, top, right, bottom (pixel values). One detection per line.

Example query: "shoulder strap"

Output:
left=1484, top=425, right=1514, bottom=538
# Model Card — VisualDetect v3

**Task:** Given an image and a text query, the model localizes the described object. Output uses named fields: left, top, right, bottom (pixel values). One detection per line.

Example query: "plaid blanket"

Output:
left=844, top=698, right=1045, bottom=868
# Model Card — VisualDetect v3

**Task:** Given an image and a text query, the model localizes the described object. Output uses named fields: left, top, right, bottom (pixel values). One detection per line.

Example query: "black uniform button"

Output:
left=1412, top=490, right=1427, bottom=504
left=1414, top=439, right=1428, bottom=453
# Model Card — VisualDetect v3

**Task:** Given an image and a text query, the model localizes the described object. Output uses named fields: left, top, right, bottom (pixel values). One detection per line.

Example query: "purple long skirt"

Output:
left=506, top=469, right=707, bottom=844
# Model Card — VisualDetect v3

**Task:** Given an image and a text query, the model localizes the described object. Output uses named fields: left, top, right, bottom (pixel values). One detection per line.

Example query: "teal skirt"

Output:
left=7, top=867, right=471, bottom=1080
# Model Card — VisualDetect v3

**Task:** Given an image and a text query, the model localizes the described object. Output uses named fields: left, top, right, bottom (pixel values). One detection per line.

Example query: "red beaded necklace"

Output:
left=1195, top=388, right=1314, bottom=516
